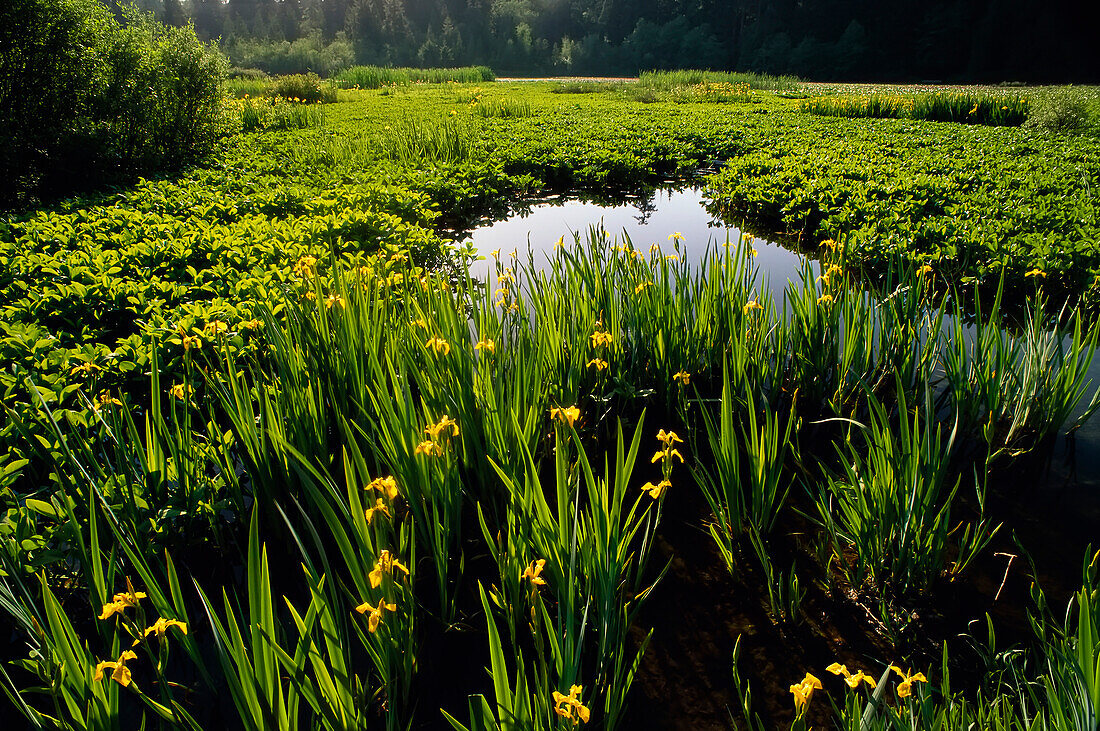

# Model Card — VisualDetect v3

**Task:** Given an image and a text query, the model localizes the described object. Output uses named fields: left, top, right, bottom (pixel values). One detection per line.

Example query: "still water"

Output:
left=458, top=186, right=1100, bottom=499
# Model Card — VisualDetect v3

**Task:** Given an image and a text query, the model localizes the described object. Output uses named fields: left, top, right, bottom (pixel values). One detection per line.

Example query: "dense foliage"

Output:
left=129, top=0, right=1096, bottom=82
left=0, top=0, right=227, bottom=206
left=3, top=77, right=1100, bottom=729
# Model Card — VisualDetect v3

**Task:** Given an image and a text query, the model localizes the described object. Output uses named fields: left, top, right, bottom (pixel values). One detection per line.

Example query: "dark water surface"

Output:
left=460, top=187, right=1100, bottom=498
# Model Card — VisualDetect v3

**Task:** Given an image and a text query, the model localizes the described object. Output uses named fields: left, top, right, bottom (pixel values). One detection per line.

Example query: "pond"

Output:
left=459, top=186, right=1100, bottom=505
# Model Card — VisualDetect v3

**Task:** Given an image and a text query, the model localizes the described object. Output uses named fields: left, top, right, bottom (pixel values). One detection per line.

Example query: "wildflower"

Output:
left=673, top=370, right=690, bottom=385
left=367, top=476, right=400, bottom=500
left=666, top=254, right=680, bottom=261
left=668, top=232, right=685, bottom=242
left=550, top=406, right=581, bottom=428
left=415, top=440, right=443, bottom=457
left=587, top=358, right=609, bottom=371
left=304, top=290, right=317, bottom=301
left=93, top=392, right=123, bottom=411
left=369, top=550, right=410, bottom=588
left=1025, top=268, right=1047, bottom=279
left=169, top=384, right=192, bottom=401
left=490, top=249, right=500, bottom=258
left=475, top=338, right=496, bottom=353
left=70, top=362, right=101, bottom=375
left=413, top=318, right=429, bottom=330
left=827, top=662, right=876, bottom=689
left=552, top=685, right=590, bottom=726
left=99, top=582, right=147, bottom=620
left=917, top=264, right=933, bottom=277
left=555, top=236, right=565, bottom=248
left=522, top=558, right=547, bottom=587
left=650, top=243, right=661, bottom=254
left=890, top=666, right=927, bottom=699
left=364, top=498, right=392, bottom=524
left=239, top=319, right=264, bottom=330
left=641, top=479, right=671, bottom=499
left=205, top=320, right=228, bottom=335
left=818, top=293, right=834, bottom=305
left=789, top=672, right=823, bottom=715
left=652, top=430, right=684, bottom=464
left=325, top=294, right=345, bottom=309
left=634, top=281, right=652, bottom=294
left=589, top=329, right=613, bottom=348
left=750, top=248, right=758, bottom=257
left=141, top=617, right=188, bottom=640
left=355, top=599, right=397, bottom=633
left=425, top=337, right=451, bottom=355
left=297, top=255, right=318, bottom=277
left=94, top=650, right=139, bottom=687
left=425, top=415, right=460, bottom=440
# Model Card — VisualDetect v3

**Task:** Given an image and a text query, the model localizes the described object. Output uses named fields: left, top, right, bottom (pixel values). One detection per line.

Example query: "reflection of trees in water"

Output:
left=632, top=191, right=659, bottom=224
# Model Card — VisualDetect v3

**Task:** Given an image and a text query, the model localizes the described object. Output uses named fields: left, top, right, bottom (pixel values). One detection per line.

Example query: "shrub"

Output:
left=1026, top=86, right=1092, bottom=133
left=0, top=0, right=227, bottom=207
left=270, top=72, right=331, bottom=104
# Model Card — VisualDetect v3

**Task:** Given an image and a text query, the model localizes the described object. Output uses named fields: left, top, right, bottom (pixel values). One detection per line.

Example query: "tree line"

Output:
left=130, top=0, right=1095, bottom=82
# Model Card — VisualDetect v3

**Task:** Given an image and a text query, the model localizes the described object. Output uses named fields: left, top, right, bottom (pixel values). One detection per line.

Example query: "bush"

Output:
left=0, top=0, right=227, bottom=207
left=270, top=72, right=329, bottom=104
left=1026, top=86, right=1092, bottom=133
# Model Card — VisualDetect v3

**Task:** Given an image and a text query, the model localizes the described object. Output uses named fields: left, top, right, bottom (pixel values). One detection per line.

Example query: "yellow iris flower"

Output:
left=522, top=558, right=547, bottom=587
left=789, top=672, right=823, bottom=714
left=552, top=684, right=590, bottom=726
left=890, top=666, right=927, bottom=698
left=827, top=662, right=876, bottom=689
left=367, top=476, right=399, bottom=500
left=369, top=550, right=410, bottom=588
left=355, top=599, right=397, bottom=633
left=94, top=650, right=139, bottom=687
left=551, top=406, right=581, bottom=428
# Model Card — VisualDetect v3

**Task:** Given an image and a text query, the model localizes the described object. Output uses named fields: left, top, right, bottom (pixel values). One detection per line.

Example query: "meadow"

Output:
left=2, top=74, right=1100, bottom=729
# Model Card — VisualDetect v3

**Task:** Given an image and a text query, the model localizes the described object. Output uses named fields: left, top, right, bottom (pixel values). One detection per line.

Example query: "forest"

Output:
left=130, top=0, right=1098, bottom=81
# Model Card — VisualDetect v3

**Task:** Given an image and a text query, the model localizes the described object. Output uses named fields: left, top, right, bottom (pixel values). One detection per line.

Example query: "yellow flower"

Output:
left=354, top=599, right=397, bottom=633
left=99, top=583, right=146, bottom=619
left=239, top=319, right=264, bottom=330
left=325, top=294, right=345, bottom=309
left=634, top=281, right=652, bottom=294
left=656, top=429, right=683, bottom=446
left=425, top=337, right=451, bottom=355
left=827, top=662, right=876, bottom=689
left=589, top=329, right=613, bottom=348
left=297, top=255, right=318, bottom=277
left=369, top=550, right=410, bottom=588
left=587, top=358, right=609, bottom=371
left=142, top=617, right=188, bottom=640
left=744, top=300, right=764, bottom=314
left=673, top=370, right=690, bottom=385
left=522, top=558, right=547, bottom=587
left=552, top=684, right=590, bottom=726
left=789, top=672, right=823, bottom=714
left=364, top=498, right=392, bottom=524
left=475, top=338, right=496, bottom=353
left=1025, top=268, right=1046, bottom=278
left=367, top=476, right=400, bottom=500
left=94, top=650, right=138, bottom=687
left=917, top=264, right=933, bottom=277
left=668, top=232, right=685, bottom=242
left=550, top=406, right=581, bottom=428
left=890, top=666, right=927, bottom=699
left=96, top=392, right=123, bottom=410
left=414, top=440, right=442, bottom=457
left=205, top=320, right=228, bottom=335
left=424, top=415, right=460, bottom=439
left=818, top=293, right=834, bottom=305
left=641, top=479, right=671, bottom=498
left=70, top=362, right=101, bottom=375
left=169, top=383, right=192, bottom=401
left=490, top=249, right=500, bottom=258
left=555, top=236, right=565, bottom=248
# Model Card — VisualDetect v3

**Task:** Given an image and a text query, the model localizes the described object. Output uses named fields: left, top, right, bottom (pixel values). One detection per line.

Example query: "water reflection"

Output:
left=462, top=187, right=805, bottom=289
left=457, top=186, right=1100, bottom=501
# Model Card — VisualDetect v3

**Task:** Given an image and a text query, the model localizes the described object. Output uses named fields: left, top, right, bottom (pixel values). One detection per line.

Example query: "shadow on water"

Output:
left=456, top=185, right=1100, bottom=728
